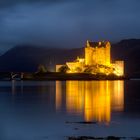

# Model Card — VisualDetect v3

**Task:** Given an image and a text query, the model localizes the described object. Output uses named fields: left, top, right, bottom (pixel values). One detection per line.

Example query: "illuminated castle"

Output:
left=85, top=40, right=111, bottom=66
left=56, top=40, right=124, bottom=76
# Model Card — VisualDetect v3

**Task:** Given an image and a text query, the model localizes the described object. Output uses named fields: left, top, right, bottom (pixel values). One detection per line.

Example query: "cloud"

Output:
left=0, top=0, right=66, bottom=7
left=0, top=0, right=140, bottom=52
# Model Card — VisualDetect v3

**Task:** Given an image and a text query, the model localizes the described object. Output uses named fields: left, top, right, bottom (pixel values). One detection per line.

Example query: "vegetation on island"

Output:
left=57, top=65, right=70, bottom=73
left=58, top=64, right=115, bottom=75
left=36, top=64, right=48, bottom=73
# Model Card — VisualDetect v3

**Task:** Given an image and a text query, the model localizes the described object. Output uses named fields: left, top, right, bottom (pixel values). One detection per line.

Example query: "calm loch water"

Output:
left=0, top=80, right=140, bottom=140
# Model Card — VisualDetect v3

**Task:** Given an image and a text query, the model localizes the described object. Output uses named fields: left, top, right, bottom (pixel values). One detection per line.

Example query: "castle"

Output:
left=56, top=40, right=124, bottom=76
left=85, top=40, right=111, bottom=66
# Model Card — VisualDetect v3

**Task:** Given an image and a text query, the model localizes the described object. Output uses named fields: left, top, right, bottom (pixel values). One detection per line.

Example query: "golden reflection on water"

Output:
left=84, top=81, right=111, bottom=122
left=56, top=81, right=62, bottom=110
left=56, top=80, right=124, bottom=123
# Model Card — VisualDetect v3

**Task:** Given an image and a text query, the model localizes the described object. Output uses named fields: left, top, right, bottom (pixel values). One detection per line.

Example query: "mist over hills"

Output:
left=0, top=45, right=84, bottom=72
left=0, top=39, right=140, bottom=75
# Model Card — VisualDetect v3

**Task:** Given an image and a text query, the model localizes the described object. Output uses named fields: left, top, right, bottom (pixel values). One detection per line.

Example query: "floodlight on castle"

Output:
left=56, top=40, right=124, bottom=76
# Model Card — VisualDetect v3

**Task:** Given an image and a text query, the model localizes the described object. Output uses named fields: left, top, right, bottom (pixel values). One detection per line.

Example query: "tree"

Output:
left=58, top=65, right=70, bottom=73
left=37, top=64, right=47, bottom=73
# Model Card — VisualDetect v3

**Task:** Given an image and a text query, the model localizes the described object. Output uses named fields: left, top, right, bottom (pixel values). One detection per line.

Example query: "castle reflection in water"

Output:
left=56, top=80, right=124, bottom=123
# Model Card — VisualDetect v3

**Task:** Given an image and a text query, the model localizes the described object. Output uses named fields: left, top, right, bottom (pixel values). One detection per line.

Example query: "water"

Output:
left=0, top=80, right=140, bottom=140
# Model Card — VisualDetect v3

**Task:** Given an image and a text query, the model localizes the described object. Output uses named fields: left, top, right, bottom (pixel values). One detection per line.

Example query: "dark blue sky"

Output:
left=0, top=0, right=140, bottom=52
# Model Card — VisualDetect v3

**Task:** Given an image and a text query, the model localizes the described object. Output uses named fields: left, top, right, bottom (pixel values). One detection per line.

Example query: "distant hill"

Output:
left=0, top=39, right=140, bottom=76
left=112, top=39, right=140, bottom=75
left=0, top=45, right=84, bottom=72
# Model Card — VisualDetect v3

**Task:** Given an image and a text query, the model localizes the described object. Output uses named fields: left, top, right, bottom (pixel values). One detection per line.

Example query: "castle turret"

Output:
left=85, top=40, right=93, bottom=65
left=105, top=41, right=111, bottom=66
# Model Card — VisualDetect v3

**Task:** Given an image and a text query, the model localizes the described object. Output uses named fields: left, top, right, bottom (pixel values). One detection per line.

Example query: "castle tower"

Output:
left=85, top=40, right=93, bottom=65
left=85, top=40, right=111, bottom=66
left=105, top=41, right=111, bottom=66
left=96, top=44, right=106, bottom=65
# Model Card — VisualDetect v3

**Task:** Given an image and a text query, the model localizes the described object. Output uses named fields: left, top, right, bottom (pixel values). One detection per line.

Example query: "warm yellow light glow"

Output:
left=84, top=81, right=111, bottom=123
left=114, top=61, right=124, bottom=76
left=67, top=70, right=72, bottom=73
left=55, top=80, right=124, bottom=123
left=56, top=65, right=63, bottom=72
left=56, top=40, right=124, bottom=76
left=111, top=80, right=124, bottom=111
left=66, top=81, right=84, bottom=114
left=56, top=81, right=62, bottom=110
left=66, top=57, right=85, bottom=73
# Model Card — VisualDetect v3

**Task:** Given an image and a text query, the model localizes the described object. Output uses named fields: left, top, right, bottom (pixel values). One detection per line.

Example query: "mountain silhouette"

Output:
left=0, top=45, right=84, bottom=72
left=0, top=39, right=140, bottom=76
